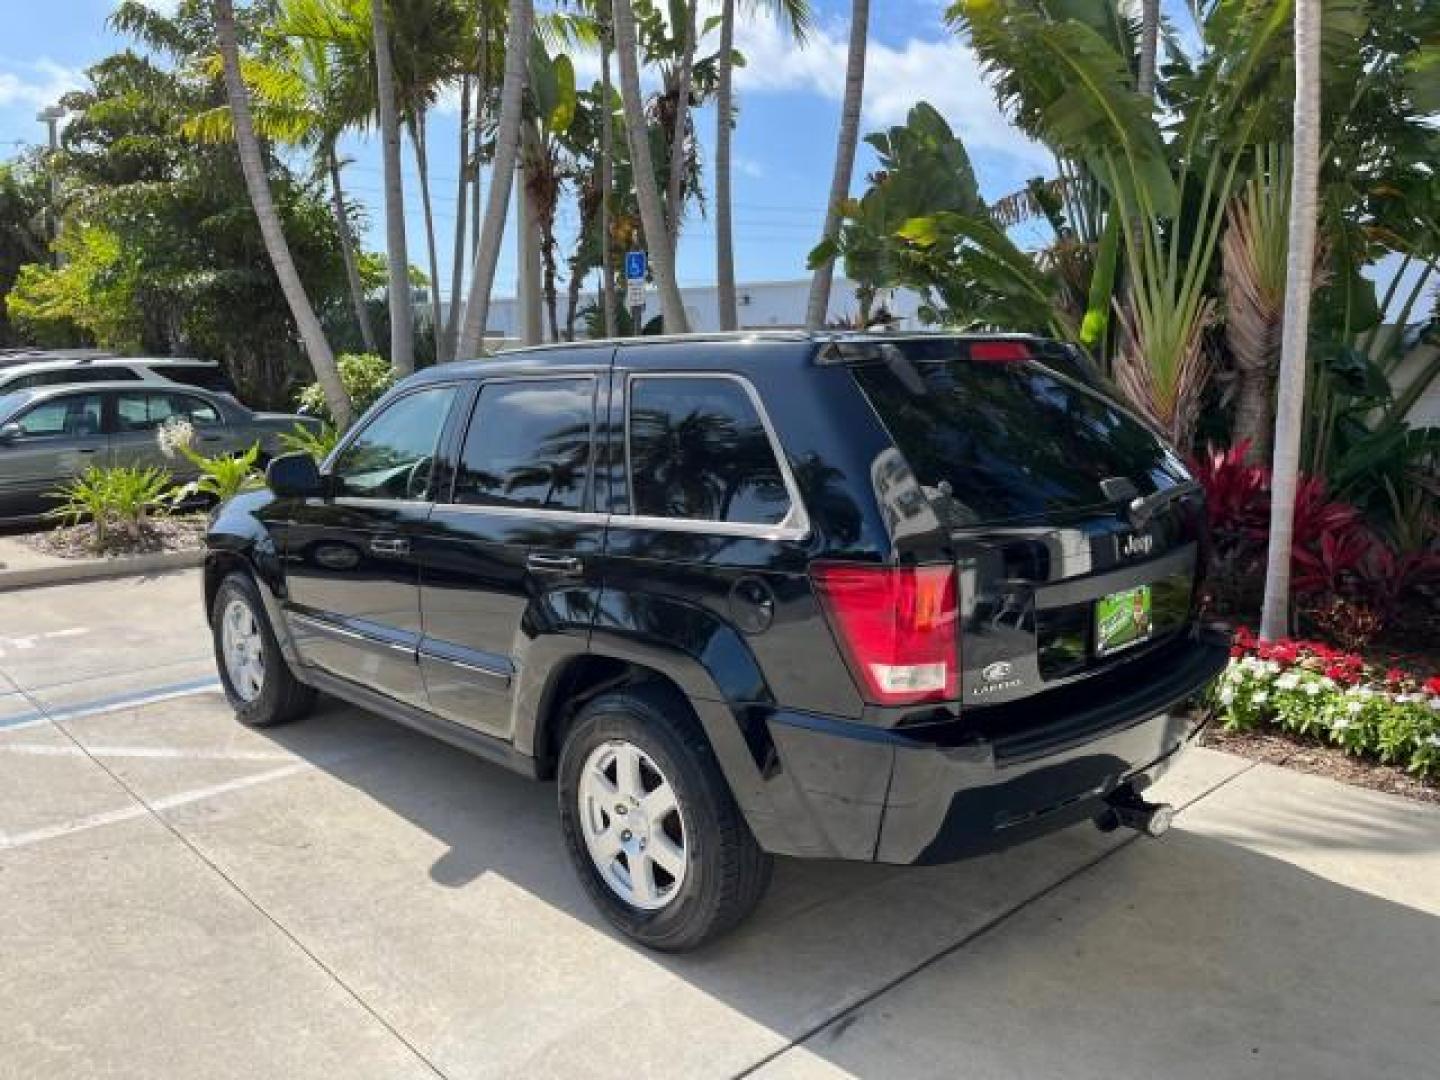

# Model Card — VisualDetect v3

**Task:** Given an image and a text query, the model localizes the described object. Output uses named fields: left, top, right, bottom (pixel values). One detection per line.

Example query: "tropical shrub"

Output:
left=296, top=352, right=395, bottom=424
left=47, top=465, right=173, bottom=548
left=1215, top=628, right=1440, bottom=780
left=277, top=421, right=343, bottom=462
left=156, top=418, right=263, bottom=504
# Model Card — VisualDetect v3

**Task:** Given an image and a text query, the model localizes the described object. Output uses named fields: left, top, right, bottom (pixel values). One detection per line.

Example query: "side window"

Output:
left=627, top=376, right=791, bottom=525
left=332, top=386, right=457, bottom=500
left=13, top=394, right=104, bottom=438
left=116, top=392, right=165, bottom=432
left=452, top=379, right=594, bottom=511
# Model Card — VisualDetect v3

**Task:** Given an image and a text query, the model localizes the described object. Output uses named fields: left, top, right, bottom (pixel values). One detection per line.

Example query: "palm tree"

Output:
left=611, top=0, right=688, bottom=333
left=212, top=0, right=352, bottom=427
left=1137, top=0, right=1160, bottom=99
left=598, top=7, right=618, bottom=337
left=370, top=0, right=414, bottom=374
left=715, top=0, right=811, bottom=330
left=457, top=0, right=535, bottom=357
left=805, top=0, right=868, bottom=329
left=183, top=23, right=380, bottom=355
left=665, top=0, right=698, bottom=255
left=1260, top=0, right=1323, bottom=640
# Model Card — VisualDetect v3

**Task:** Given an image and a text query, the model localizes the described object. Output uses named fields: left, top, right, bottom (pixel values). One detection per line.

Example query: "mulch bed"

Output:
left=1202, top=725, right=1439, bottom=805
left=25, top=515, right=207, bottom=560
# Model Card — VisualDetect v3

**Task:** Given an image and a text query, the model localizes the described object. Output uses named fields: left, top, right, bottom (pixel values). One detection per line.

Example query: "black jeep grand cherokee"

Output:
left=205, top=332, right=1228, bottom=950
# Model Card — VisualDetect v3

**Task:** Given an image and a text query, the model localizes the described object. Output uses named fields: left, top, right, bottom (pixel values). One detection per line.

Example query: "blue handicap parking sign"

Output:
left=625, top=250, right=647, bottom=281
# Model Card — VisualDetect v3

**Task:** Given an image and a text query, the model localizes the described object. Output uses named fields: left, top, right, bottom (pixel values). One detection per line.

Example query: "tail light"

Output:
left=811, top=563, right=960, bottom=705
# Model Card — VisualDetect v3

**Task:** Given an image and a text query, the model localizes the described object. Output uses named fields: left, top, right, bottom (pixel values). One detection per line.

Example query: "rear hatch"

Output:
left=849, top=338, right=1205, bottom=710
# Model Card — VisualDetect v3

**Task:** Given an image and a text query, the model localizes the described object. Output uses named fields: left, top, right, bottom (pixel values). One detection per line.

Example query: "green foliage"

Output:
left=295, top=352, right=395, bottom=423
left=181, top=443, right=264, bottom=504
left=47, top=464, right=173, bottom=549
left=1214, top=654, right=1440, bottom=780
left=278, top=420, right=343, bottom=461
left=0, top=157, right=52, bottom=347
left=7, top=227, right=146, bottom=349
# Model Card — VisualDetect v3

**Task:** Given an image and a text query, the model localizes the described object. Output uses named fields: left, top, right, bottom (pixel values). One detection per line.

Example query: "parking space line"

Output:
left=0, top=676, right=222, bottom=732
left=0, top=743, right=294, bottom=762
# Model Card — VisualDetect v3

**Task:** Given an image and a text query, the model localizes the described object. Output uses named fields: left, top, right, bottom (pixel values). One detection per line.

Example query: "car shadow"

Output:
left=258, top=698, right=1440, bottom=1080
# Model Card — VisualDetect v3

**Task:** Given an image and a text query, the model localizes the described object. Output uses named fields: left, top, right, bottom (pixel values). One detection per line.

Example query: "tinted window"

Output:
left=628, top=376, right=791, bottom=525
left=851, top=346, right=1190, bottom=526
left=333, top=386, right=457, bottom=500
left=116, top=391, right=220, bottom=431
left=157, top=364, right=235, bottom=394
left=453, top=379, right=594, bottom=510
left=13, top=394, right=104, bottom=437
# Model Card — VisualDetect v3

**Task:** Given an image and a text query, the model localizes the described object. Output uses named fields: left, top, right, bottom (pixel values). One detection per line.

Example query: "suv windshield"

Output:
left=851, top=343, right=1190, bottom=526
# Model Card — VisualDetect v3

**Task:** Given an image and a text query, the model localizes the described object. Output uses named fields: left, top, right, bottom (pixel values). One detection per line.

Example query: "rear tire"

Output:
left=211, top=571, right=315, bottom=727
left=557, top=684, right=773, bottom=951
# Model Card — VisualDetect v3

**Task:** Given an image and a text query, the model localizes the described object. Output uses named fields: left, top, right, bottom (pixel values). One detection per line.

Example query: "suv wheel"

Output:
left=557, top=685, right=773, bottom=951
left=211, top=572, right=315, bottom=727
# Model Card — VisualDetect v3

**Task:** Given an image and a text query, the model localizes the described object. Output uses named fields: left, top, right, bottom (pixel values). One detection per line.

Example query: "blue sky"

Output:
left=0, top=0, right=1061, bottom=302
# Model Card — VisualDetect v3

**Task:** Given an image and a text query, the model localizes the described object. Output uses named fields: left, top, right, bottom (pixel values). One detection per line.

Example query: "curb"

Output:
left=0, top=548, right=205, bottom=592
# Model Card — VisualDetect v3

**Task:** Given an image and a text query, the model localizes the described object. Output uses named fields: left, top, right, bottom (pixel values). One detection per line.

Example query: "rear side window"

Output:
left=155, top=364, right=235, bottom=394
left=852, top=346, right=1189, bottom=526
left=627, top=376, right=791, bottom=526
left=453, top=378, right=594, bottom=511
left=116, top=392, right=220, bottom=431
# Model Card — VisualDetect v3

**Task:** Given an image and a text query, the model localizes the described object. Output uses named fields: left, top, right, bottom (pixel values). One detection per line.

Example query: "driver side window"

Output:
left=332, top=386, right=457, bottom=500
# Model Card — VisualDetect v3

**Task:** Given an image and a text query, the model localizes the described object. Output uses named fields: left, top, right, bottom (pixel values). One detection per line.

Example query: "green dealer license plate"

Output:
left=1096, top=585, right=1153, bottom=656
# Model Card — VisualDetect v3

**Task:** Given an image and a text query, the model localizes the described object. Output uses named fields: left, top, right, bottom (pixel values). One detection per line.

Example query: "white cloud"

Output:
left=734, top=155, right=765, bottom=179
left=131, top=0, right=180, bottom=13
left=728, top=12, right=1048, bottom=169
left=0, top=59, right=84, bottom=112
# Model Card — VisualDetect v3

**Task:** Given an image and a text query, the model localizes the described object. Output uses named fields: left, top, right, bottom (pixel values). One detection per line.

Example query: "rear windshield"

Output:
left=852, top=345, right=1190, bottom=526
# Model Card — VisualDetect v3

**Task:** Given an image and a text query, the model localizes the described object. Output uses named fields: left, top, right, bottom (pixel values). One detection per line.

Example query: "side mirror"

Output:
left=266, top=452, right=324, bottom=499
left=0, top=422, right=21, bottom=446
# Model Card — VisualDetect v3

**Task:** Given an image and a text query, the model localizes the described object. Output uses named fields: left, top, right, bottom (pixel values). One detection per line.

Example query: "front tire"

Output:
left=557, top=684, right=773, bottom=951
left=211, top=571, right=315, bottom=727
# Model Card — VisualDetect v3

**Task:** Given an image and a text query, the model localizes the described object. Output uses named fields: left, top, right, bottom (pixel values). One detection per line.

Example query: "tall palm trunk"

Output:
left=805, top=0, right=868, bottom=329
left=1137, top=0, right=1160, bottom=99
left=457, top=0, right=534, bottom=358
left=326, top=144, right=378, bottom=354
left=665, top=0, right=698, bottom=254
left=213, top=0, right=351, bottom=428
left=408, top=110, right=445, bottom=362
left=612, top=0, right=688, bottom=333
left=715, top=0, right=738, bottom=330
left=1260, top=0, right=1322, bottom=640
left=371, top=0, right=414, bottom=374
left=441, top=73, right=471, bottom=362
left=599, top=31, right=617, bottom=338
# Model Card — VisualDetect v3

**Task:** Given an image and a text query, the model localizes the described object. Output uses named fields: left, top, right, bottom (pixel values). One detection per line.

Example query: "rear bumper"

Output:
left=756, top=629, right=1230, bottom=865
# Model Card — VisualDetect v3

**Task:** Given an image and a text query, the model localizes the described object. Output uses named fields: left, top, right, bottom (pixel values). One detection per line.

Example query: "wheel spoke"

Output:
left=641, top=784, right=677, bottom=824
left=648, top=833, right=685, bottom=879
left=615, top=744, right=645, bottom=800
left=626, top=852, right=654, bottom=904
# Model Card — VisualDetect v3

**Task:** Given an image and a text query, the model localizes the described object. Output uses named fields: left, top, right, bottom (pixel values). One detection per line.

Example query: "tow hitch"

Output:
left=1094, top=786, right=1175, bottom=838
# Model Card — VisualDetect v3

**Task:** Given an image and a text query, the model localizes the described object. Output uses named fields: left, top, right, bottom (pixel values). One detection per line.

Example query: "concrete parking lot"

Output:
left=2, top=571, right=1437, bottom=1079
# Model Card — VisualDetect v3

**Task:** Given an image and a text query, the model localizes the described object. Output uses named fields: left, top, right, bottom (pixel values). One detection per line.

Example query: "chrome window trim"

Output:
left=432, top=502, right=609, bottom=527
left=618, top=371, right=811, bottom=542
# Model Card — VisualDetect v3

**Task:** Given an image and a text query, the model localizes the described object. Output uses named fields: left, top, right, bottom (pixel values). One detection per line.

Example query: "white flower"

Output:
left=1427, top=734, right=1440, bottom=748
left=1430, top=698, right=1440, bottom=712
left=156, top=417, right=195, bottom=460
left=1357, top=687, right=1375, bottom=700
left=1276, top=672, right=1301, bottom=691
left=1303, top=681, right=1323, bottom=697
left=1332, top=717, right=1352, bottom=733
left=1219, top=687, right=1235, bottom=706
left=1264, top=660, right=1281, bottom=676
left=1251, top=691, right=1269, bottom=705
left=1346, top=699, right=1364, bottom=715
left=1320, top=676, right=1337, bottom=691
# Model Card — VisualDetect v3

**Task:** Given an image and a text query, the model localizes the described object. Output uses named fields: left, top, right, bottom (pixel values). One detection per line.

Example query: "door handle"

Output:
left=77, top=447, right=98, bottom=454
left=370, top=537, right=410, bottom=556
left=526, top=553, right=583, bottom=576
